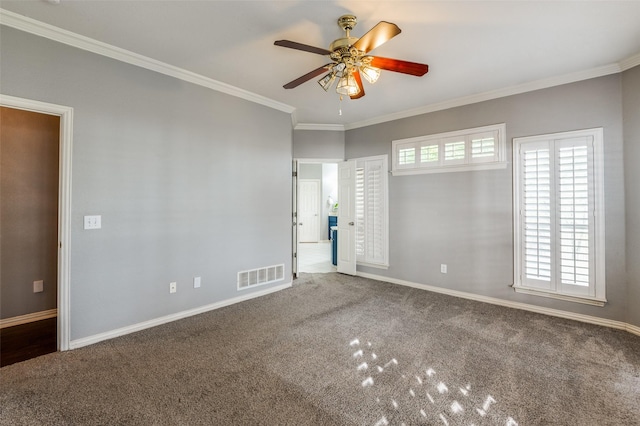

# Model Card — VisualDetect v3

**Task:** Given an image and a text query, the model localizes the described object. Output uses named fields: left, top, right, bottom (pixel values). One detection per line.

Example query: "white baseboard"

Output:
left=0, top=309, right=58, bottom=329
left=70, top=281, right=292, bottom=349
left=357, top=272, right=640, bottom=336
left=627, top=323, right=640, bottom=337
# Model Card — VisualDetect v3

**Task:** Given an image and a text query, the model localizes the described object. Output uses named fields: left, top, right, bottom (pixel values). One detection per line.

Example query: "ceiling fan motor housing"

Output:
left=331, top=16, right=362, bottom=67
left=337, top=15, right=357, bottom=31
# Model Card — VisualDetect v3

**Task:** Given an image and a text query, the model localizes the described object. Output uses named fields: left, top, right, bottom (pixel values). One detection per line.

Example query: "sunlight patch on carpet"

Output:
left=349, top=337, right=519, bottom=426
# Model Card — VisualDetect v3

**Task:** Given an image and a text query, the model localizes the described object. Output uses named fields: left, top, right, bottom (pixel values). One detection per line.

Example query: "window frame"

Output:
left=512, top=128, right=606, bottom=306
left=391, top=123, right=507, bottom=175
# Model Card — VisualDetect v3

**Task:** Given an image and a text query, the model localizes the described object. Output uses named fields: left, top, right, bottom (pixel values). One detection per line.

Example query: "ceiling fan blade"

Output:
left=350, top=70, right=365, bottom=99
left=370, top=56, right=429, bottom=76
left=352, top=21, right=401, bottom=54
left=274, top=40, right=332, bottom=56
left=283, top=64, right=333, bottom=89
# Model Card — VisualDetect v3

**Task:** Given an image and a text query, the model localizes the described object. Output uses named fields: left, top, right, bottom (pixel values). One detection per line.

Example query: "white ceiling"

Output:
left=2, top=1, right=640, bottom=128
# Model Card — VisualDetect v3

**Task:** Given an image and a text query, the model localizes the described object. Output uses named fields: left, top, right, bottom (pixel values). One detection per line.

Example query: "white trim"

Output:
left=0, top=94, right=72, bottom=352
left=512, top=286, right=605, bottom=307
left=0, top=309, right=57, bottom=329
left=628, top=323, right=640, bottom=337
left=0, top=9, right=294, bottom=115
left=356, top=272, right=640, bottom=335
left=295, top=123, right=346, bottom=131
left=620, top=52, right=640, bottom=72
left=392, top=161, right=508, bottom=176
left=345, top=64, right=621, bottom=130
left=294, top=158, right=344, bottom=163
left=357, top=261, right=389, bottom=270
left=70, top=281, right=292, bottom=349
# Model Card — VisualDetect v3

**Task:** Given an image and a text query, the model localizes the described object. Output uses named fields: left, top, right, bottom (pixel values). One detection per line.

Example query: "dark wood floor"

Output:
left=0, top=318, right=57, bottom=367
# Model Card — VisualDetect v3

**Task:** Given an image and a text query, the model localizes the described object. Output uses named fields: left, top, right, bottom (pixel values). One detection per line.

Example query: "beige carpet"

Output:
left=1, top=273, right=639, bottom=425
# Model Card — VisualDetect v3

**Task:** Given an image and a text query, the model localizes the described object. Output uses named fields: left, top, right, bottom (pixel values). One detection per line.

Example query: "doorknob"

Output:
left=349, top=222, right=354, bottom=226
left=299, top=223, right=303, bottom=226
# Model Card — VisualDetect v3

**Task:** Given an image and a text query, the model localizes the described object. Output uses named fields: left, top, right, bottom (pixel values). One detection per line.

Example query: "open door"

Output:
left=337, top=160, right=356, bottom=275
left=292, top=160, right=299, bottom=278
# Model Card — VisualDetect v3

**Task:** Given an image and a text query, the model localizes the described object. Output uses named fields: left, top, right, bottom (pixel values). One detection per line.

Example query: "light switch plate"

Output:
left=84, top=215, right=102, bottom=230
left=194, top=276, right=201, bottom=288
left=33, top=280, right=44, bottom=293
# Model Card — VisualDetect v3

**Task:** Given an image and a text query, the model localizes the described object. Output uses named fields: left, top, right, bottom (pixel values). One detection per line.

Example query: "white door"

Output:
left=337, top=161, right=356, bottom=275
left=299, top=180, right=320, bottom=243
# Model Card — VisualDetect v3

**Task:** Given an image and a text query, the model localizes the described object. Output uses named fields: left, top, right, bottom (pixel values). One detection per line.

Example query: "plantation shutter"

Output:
left=556, top=137, right=594, bottom=296
left=355, top=168, right=365, bottom=257
left=355, top=156, right=388, bottom=267
left=520, top=142, right=553, bottom=290
left=517, top=135, right=596, bottom=297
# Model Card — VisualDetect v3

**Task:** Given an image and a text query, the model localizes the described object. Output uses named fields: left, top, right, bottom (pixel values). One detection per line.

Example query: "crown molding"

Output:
left=3, top=8, right=638, bottom=131
left=294, top=123, right=345, bottom=131
left=344, top=62, right=622, bottom=130
left=620, top=52, right=640, bottom=72
left=0, top=9, right=295, bottom=115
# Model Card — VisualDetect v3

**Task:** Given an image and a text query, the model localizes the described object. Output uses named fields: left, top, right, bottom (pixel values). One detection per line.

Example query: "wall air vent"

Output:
left=237, top=264, right=285, bottom=291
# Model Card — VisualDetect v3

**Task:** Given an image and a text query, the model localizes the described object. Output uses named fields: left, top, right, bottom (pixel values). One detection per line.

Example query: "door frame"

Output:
left=293, top=158, right=343, bottom=275
left=1, top=94, right=73, bottom=351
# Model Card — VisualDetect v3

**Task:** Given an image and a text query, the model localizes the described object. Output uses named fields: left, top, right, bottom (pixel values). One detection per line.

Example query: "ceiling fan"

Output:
left=274, top=15, right=429, bottom=100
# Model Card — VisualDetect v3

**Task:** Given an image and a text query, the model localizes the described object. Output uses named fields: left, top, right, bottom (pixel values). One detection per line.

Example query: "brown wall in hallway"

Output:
left=1, top=106, right=59, bottom=319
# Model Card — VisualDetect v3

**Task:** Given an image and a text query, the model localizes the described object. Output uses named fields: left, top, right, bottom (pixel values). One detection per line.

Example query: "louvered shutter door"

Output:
left=355, top=156, right=388, bottom=267
left=365, top=159, right=385, bottom=264
left=355, top=168, right=365, bottom=258
left=520, top=142, right=553, bottom=290
left=556, top=137, right=594, bottom=296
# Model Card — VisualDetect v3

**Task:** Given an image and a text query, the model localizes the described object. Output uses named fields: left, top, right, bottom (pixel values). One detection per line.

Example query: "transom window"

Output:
left=392, top=124, right=507, bottom=175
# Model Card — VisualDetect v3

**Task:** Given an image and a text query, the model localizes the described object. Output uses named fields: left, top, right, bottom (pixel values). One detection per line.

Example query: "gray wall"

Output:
left=623, top=65, right=640, bottom=327
left=0, top=27, right=292, bottom=340
left=293, top=129, right=344, bottom=160
left=346, top=75, right=627, bottom=321
left=1, top=107, right=59, bottom=319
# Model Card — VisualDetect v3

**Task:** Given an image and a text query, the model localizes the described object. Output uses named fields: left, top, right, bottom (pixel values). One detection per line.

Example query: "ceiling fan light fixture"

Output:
left=318, top=72, right=337, bottom=91
left=336, top=72, right=361, bottom=97
left=360, top=64, right=381, bottom=84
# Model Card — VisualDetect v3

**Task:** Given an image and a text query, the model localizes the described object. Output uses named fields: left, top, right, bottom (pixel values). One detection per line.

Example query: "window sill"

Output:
left=392, top=161, right=508, bottom=176
left=512, top=285, right=606, bottom=307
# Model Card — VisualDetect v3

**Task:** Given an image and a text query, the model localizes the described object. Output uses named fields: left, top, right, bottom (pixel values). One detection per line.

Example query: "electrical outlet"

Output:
left=169, top=282, right=177, bottom=293
left=84, top=215, right=102, bottom=230
left=33, top=280, right=44, bottom=293
left=440, top=264, right=447, bottom=274
left=194, top=276, right=201, bottom=288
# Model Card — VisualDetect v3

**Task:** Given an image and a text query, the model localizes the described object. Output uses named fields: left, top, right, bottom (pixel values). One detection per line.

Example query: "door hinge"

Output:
left=293, top=252, right=297, bottom=258
left=292, top=171, right=298, bottom=177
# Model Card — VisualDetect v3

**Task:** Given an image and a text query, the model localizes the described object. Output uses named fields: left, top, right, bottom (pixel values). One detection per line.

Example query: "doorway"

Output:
left=296, top=162, right=338, bottom=274
left=0, top=95, right=72, bottom=357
